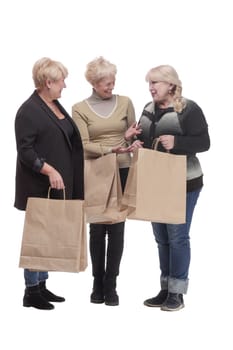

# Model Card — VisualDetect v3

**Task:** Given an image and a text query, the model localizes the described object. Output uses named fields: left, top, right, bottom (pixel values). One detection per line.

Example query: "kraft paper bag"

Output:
left=84, top=153, right=127, bottom=224
left=19, top=189, right=87, bottom=272
left=122, top=147, right=187, bottom=224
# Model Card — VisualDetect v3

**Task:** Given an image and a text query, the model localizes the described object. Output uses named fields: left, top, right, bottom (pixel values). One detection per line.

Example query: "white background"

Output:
left=0, top=0, right=232, bottom=349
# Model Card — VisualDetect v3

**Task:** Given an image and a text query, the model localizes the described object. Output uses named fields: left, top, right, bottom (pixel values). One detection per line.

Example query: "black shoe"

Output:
left=23, top=285, right=54, bottom=310
left=161, top=293, right=184, bottom=311
left=39, top=281, right=65, bottom=302
left=144, top=290, right=168, bottom=307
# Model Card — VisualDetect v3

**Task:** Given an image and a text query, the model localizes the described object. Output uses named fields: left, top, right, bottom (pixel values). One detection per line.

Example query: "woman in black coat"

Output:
left=14, top=57, right=84, bottom=310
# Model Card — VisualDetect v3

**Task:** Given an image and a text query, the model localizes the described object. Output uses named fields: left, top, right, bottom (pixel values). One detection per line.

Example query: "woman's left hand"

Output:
left=124, top=122, right=142, bottom=141
left=159, top=135, right=175, bottom=151
left=112, top=140, right=143, bottom=154
left=128, top=140, right=144, bottom=151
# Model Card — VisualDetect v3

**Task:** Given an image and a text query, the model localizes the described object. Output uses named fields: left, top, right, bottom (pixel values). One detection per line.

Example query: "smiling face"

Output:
left=46, top=77, right=66, bottom=100
left=149, top=80, right=174, bottom=107
left=93, top=76, right=115, bottom=99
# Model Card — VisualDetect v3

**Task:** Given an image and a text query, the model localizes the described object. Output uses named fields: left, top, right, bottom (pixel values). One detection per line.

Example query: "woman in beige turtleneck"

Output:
left=72, top=56, right=142, bottom=306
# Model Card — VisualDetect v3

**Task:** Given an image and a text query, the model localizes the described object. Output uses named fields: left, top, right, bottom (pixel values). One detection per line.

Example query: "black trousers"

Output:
left=89, top=167, right=129, bottom=279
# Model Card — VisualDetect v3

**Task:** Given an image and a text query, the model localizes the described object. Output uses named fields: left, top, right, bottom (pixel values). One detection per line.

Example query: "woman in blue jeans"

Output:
left=129, top=64, right=210, bottom=311
left=14, top=57, right=84, bottom=310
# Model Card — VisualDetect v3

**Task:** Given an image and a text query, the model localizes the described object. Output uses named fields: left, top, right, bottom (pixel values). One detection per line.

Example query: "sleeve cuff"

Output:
left=33, top=158, right=45, bottom=172
left=105, top=148, right=112, bottom=155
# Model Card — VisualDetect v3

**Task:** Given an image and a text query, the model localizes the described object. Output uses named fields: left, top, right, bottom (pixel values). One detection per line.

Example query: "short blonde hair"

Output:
left=146, top=65, right=186, bottom=113
left=32, top=57, right=68, bottom=90
left=85, top=56, right=117, bottom=85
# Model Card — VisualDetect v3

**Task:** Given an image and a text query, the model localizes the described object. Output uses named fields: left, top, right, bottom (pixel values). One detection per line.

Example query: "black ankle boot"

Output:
left=144, top=290, right=168, bottom=307
left=39, top=281, right=65, bottom=302
left=90, top=277, right=104, bottom=304
left=104, top=277, right=119, bottom=306
left=23, top=285, right=54, bottom=310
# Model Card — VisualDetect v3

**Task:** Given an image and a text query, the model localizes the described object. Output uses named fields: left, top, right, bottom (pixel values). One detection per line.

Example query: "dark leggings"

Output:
left=89, top=168, right=128, bottom=278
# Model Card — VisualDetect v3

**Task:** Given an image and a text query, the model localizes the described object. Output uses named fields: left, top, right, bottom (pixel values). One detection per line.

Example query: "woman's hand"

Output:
left=112, top=146, right=132, bottom=154
left=112, top=140, right=143, bottom=154
left=124, top=122, right=142, bottom=141
left=128, top=140, right=144, bottom=151
left=48, top=169, right=65, bottom=190
left=159, top=135, right=175, bottom=151
left=40, top=162, right=65, bottom=189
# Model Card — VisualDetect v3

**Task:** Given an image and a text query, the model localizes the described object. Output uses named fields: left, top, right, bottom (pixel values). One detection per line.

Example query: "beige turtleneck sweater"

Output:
left=72, top=91, right=136, bottom=168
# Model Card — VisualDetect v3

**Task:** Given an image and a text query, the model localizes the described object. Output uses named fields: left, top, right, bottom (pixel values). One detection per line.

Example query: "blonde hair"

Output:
left=145, top=65, right=186, bottom=113
left=85, top=56, right=117, bottom=85
left=32, top=57, right=68, bottom=90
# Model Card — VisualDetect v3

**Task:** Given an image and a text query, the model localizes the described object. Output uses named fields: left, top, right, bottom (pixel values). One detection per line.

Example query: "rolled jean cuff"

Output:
left=168, top=277, right=189, bottom=294
left=160, top=275, right=168, bottom=290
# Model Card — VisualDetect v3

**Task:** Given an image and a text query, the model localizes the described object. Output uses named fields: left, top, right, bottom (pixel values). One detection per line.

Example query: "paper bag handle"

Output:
left=152, top=138, right=170, bottom=153
left=47, top=187, right=66, bottom=200
left=152, top=138, right=160, bottom=150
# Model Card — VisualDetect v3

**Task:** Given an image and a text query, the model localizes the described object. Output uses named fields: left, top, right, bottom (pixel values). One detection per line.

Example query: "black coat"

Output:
left=14, top=90, right=84, bottom=210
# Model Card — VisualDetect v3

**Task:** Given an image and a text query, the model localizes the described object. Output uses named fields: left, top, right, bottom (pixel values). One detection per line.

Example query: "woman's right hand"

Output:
left=40, top=162, right=65, bottom=189
left=112, top=146, right=131, bottom=154
left=48, top=169, right=65, bottom=190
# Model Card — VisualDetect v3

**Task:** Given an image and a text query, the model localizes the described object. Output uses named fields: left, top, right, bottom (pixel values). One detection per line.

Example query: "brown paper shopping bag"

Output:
left=19, top=188, right=87, bottom=272
left=122, top=147, right=187, bottom=224
left=84, top=153, right=127, bottom=224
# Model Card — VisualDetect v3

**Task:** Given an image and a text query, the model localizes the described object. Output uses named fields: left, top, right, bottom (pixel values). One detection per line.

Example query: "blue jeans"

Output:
left=152, top=189, right=201, bottom=294
left=24, top=269, right=48, bottom=287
